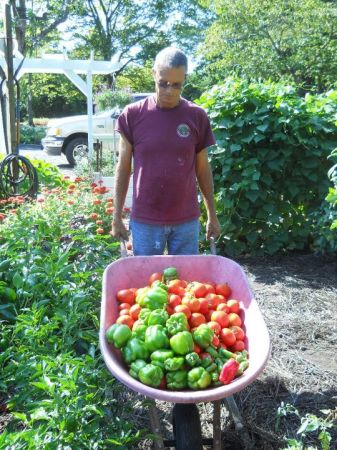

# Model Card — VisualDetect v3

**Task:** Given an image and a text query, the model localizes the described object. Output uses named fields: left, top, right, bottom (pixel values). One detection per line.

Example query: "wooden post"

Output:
left=4, top=2, right=17, bottom=154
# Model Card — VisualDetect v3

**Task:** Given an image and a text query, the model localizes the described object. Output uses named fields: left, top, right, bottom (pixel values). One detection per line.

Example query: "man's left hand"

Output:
left=206, top=216, right=221, bottom=240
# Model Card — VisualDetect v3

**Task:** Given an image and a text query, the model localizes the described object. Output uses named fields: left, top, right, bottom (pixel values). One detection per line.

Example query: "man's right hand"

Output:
left=110, top=218, right=129, bottom=241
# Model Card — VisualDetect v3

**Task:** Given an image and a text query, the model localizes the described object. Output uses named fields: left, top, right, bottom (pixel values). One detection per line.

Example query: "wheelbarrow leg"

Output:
left=212, top=400, right=222, bottom=450
left=148, top=401, right=165, bottom=450
left=225, top=395, right=254, bottom=449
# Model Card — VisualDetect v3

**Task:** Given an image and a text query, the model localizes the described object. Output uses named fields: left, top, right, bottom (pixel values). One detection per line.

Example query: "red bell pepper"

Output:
left=219, top=358, right=240, bottom=385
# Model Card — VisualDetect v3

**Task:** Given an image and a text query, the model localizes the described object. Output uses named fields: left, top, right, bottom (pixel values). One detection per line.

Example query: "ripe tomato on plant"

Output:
left=116, top=289, right=136, bottom=305
left=215, top=283, right=232, bottom=299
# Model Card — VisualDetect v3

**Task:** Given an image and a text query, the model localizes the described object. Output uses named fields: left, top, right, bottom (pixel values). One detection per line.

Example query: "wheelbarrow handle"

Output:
left=209, top=236, right=217, bottom=256
left=120, top=239, right=128, bottom=258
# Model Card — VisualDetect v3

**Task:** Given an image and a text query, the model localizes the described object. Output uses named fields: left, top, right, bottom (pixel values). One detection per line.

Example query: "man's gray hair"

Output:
left=154, top=47, right=188, bottom=72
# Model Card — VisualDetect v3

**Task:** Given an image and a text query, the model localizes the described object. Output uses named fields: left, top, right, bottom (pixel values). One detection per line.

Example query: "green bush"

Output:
left=197, top=79, right=337, bottom=256
left=95, top=89, right=132, bottom=112
left=19, top=124, right=46, bottom=145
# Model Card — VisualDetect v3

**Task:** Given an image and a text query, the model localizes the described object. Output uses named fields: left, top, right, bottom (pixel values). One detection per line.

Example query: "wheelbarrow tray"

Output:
left=100, top=255, right=270, bottom=404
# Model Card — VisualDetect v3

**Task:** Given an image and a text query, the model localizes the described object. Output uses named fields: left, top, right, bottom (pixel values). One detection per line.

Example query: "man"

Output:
left=111, top=47, right=221, bottom=255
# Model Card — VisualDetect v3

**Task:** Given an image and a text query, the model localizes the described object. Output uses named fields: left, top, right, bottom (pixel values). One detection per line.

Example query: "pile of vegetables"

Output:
left=105, top=267, right=249, bottom=390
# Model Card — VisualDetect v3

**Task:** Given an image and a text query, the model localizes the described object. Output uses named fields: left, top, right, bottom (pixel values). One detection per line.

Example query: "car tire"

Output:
left=65, top=137, right=88, bottom=166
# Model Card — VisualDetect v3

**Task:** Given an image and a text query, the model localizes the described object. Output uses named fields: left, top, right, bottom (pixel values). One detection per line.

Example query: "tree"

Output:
left=199, top=0, right=337, bottom=91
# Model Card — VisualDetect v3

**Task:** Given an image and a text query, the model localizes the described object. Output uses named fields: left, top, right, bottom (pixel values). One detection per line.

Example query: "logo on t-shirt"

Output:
left=177, top=123, right=191, bottom=138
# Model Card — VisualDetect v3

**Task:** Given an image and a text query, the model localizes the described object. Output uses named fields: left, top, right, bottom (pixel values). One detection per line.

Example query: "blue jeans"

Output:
left=130, top=219, right=200, bottom=255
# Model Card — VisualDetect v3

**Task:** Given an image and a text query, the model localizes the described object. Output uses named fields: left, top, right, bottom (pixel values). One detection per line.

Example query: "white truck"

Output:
left=41, top=93, right=151, bottom=165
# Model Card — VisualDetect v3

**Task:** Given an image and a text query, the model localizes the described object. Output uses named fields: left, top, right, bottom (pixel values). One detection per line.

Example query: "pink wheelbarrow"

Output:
left=100, top=254, right=271, bottom=449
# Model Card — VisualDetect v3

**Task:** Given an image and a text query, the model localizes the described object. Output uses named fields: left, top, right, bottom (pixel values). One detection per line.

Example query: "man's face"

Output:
left=153, top=66, right=186, bottom=109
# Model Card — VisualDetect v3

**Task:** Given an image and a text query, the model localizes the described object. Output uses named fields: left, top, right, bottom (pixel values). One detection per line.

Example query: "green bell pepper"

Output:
left=187, top=367, right=212, bottom=390
left=163, top=266, right=179, bottom=282
left=185, top=352, right=200, bottom=367
left=170, top=331, right=194, bottom=355
left=138, top=308, right=151, bottom=324
left=150, top=349, right=174, bottom=368
left=164, top=357, right=185, bottom=371
left=132, top=321, right=147, bottom=341
left=166, top=312, right=188, bottom=335
left=122, top=337, right=149, bottom=364
left=129, top=359, right=147, bottom=379
left=139, top=286, right=168, bottom=310
left=218, top=347, right=237, bottom=360
left=138, top=363, right=164, bottom=387
left=145, top=325, right=169, bottom=352
left=192, top=324, right=214, bottom=349
left=166, top=369, right=188, bottom=389
left=105, top=323, right=132, bottom=348
left=151, top=280, right=168, bottom=291
left=147, top=309, right=169, bottom=326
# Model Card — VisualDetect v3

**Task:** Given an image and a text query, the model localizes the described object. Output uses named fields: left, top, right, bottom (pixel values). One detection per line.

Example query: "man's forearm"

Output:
left=113, top=166, right=131, bottom=222
left=197, top=164, right=217, bottom=219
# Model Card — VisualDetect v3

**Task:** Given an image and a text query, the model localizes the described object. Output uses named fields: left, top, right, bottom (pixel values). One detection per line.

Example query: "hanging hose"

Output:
left=0, top=153, right=38, bottom=198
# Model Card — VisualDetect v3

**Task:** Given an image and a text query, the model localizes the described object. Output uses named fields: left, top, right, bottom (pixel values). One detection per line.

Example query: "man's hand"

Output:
left=206, top=216, right=221, bottom=241
left=110, top=218, right=129, bottom=241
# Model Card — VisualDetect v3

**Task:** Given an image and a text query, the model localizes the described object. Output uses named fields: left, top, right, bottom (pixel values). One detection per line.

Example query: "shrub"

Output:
left=95, top=89, right=132, bottom=112
left=197, top=79, right=337, bottom=255
left=19, top=124, right=46, bottom=145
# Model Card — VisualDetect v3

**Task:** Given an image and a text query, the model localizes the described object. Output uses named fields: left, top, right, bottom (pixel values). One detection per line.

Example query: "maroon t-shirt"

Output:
left=116, top=95, right=215, bottom=224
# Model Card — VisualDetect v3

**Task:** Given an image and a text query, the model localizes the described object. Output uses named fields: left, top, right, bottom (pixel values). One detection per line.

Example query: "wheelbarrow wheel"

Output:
left=172, top=403, right=202, bottom=450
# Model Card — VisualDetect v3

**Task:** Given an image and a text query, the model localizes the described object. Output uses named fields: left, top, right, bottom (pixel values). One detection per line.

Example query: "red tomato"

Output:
left=119, top=308, right=130, bottom=317
left=207, top=321, right=221, bottom=335
left=168, top=279, right=187, bottom=294
left=182, top=296, right=200, bottom=313
left=211, top=311, right=230, bottom=328
left=116, top=289, right=136, bottom=305
left=148, top=272, right=162, bottom=285
left=217, top=303, right=229, bottom=313
left=205, top=309, right=215, bottom=322
left=231, top=340, right=245, bottom=352
left=230, top=325, right=245, bottom=341
left=205, top=293, right=221, bottom=309
left=118, top=303, right=131, bottom=311
left=116, top=315, right=134, bottom=328
left=228, top=313, right=242, bottom=327
left=215, top=283, right=232, bottom=299
left=193, top=343, right=202, bottom=354
left=189, top=312, right=206, bottom=328
left=174, top=304, right=191, bottom=319
left=227, top=299, right=240, bottom=314
left=190, top=282, right=208, bottom=298
left=204, top=283, right=216, bottom=294
left=169, top=294, right=181, bottom=308
left=211, top=334, right=220, bottom=347
left=166, top=305, right=175, bottom=316
left=199, top=298, right=209, bottom=315
left=129, top=304, right=141, bottom=320
left=220, top=328, right=236, bottom=346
